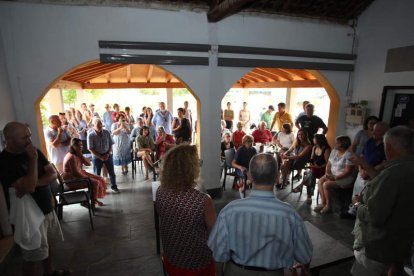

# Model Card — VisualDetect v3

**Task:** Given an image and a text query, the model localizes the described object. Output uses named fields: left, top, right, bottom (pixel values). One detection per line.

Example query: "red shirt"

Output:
left=232, top=130, right=246, bottom=149
left=252, top=129, right=272, bottom=144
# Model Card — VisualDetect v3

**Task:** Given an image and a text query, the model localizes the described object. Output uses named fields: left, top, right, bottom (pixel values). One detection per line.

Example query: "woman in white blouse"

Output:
left=314, top=135, right=355, bottom=214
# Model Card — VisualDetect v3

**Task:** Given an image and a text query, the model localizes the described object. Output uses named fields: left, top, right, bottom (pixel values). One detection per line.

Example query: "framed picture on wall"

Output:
left=379, top=86, right=414, bottom=127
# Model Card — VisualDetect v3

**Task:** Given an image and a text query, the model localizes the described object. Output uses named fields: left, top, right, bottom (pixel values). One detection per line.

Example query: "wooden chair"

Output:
left=52, top=164, right=94, bottom=230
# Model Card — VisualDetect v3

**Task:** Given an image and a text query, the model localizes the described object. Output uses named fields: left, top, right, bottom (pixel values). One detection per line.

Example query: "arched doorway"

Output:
left=221, top=68, right=339, bottom=144
left=35, top=60, right=200, bottom=156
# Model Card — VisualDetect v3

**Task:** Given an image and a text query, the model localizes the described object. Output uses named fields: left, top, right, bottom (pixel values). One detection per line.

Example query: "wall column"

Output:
left=286, top=87, right=297, bottom=114
left=48, top=88, right=64, bottom=114
left=166, top=88, right=173, bottom=113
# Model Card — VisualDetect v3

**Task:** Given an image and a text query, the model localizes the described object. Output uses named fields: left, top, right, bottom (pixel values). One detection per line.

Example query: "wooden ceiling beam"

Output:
left=207, top=0, right=255, bottom=22
left=240, top=79, right=322, bottom=88
left=248, top=71, right=271, bottom=82
left=83, top=82, right=187, bottom=89
left=52, top=80, right=83, bottom=90
left=64, top=64, right=124, bottom=79
left=70, top=65, right=127, bottom=82
left=244, top=73, right=265, bottom=83
left=146, top=65, right=154, bottom=82
left=262, top=68, right=299, bottom=81
left=276, top=68, right=312, bottom=80
left=255, top=68, right=290, bottom=81
left=126, top=65, right=131, bottom=83
left=241, top=76, right=256, bottom=83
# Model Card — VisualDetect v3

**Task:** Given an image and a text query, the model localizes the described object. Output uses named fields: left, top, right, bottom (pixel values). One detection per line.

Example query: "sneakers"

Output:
left=111, top=188, right=120, bottom=193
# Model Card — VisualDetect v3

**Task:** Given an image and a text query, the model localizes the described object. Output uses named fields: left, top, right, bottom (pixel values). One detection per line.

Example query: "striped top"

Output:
left=207, top=190, right=313, bottom=269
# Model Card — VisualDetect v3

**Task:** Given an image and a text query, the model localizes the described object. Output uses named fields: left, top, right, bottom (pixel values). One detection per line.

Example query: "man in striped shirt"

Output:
left=208, top=153, right=313, bottom=275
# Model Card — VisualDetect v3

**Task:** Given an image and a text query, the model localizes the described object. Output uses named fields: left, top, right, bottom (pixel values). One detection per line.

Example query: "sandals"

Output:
left=313, top=204, right=324, bottom=212
left=292, top=185, right=303, bottom=193
left=94, top=200, right=104, bottom=206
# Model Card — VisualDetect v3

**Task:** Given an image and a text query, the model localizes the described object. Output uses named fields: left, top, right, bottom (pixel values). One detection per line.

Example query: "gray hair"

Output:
left=384, top=126, right=414, bottom=152
left=249, top=153, right=278, bottom=186
left=93, top=117, right=102, bottom=125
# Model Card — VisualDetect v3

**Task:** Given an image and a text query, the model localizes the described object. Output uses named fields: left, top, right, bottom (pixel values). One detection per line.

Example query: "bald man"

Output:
left=0, top=122, right=67, bottom=276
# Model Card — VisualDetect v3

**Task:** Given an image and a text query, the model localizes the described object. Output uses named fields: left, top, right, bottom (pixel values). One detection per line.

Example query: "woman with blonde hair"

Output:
left=156, top=144, right=216, bottom=276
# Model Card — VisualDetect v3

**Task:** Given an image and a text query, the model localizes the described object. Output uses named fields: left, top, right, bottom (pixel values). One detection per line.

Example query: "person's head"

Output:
left=383, top=126, right=414, bottom=160
left=69, top=138, right=83, bottom=154
left=249, top=153, right=278, bottom=187
left=282, top=123, right=292, bottom=134
left=159, top=102, right=166, bottom=110
left=66, top=109, right=73, bottom=119
left=76, top=110, right=83, bottom=121
left=277, top=102, right=286, bottom=113
left=157, top=126, right=166, bottom=136
left=363, top=116, right=379, bottom=131
left=93, top=118, right=103, bottom=132
left=259, top=121, right=267, bottom=130
left=222, top=132, right=231, bottom=143
left=3, top=122, right=32, bottom=153
left=125, top=106, right=131, bottom=114
left=89, top=104, right=95, bottom=111
left=146, top=107, right=153, bottom=114
left=105, top=104, right=111, bottom=111
left=136, top=117, right=144, bottom=126
left=335, top=135, right=351, bottom=152
left=243, top=102, right=247, bottom=109
left=302, top=101, right=310, bottom=111
left=140, top=125, right=150, bottom=136
left=227, top=102, right=231, bottom=108
left=372, top=121, right=389, bottom=142
left=236, top=122, right=243, bottom=131
left=305, top=103, right=314, bottom=116
left=268, top=105, right=275, bottom=112
left=161, top=144, right=200, bottom=190
left=58, top=112, right=67, bottom=124
left=113, top=103, right=120, bottom=112
left=116, top=112, right=125, bottom=122
left=313, top=134, right=330, bottom=149
left=49, top=115, right=61, bottom=129
left=184, top=101, right=189, bottom=108
left=242, top=135, right=254, bottom=149
left=177, top=107, right=185, bottom=117
left=81, top=103, right=87, bottom=111
left=296, top=129, right=311, bottom=145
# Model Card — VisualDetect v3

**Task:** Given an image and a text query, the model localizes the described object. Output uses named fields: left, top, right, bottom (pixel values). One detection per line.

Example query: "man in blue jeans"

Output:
left=87, top=118, right=119, bottom=193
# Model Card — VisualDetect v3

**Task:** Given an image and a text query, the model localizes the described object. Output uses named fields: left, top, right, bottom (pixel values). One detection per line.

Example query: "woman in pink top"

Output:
left=155, top=126, right=175, bottom=160
left=62, top=138, right=106, bottom=206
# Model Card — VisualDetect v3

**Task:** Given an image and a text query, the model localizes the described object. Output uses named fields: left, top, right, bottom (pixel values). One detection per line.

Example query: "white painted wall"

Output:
left=353, top=0, right=414, bottom=117
left=0, top=2, right=355, bottom=190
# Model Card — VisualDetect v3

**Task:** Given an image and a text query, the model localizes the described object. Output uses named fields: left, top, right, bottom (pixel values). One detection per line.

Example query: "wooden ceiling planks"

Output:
left=58, top=62, right=321, bottom=89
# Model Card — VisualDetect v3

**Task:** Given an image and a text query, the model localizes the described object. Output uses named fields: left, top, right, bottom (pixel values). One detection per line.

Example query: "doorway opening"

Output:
left=36, top=60, right=200, bottom=157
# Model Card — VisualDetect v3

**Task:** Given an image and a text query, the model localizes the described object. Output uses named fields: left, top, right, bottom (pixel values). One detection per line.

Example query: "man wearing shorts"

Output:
left=0, top=122, right=68, bottom=276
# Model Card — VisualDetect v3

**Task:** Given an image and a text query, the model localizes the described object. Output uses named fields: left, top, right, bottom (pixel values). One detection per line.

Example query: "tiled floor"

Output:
left=3, top=167, right=356, bottom=275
